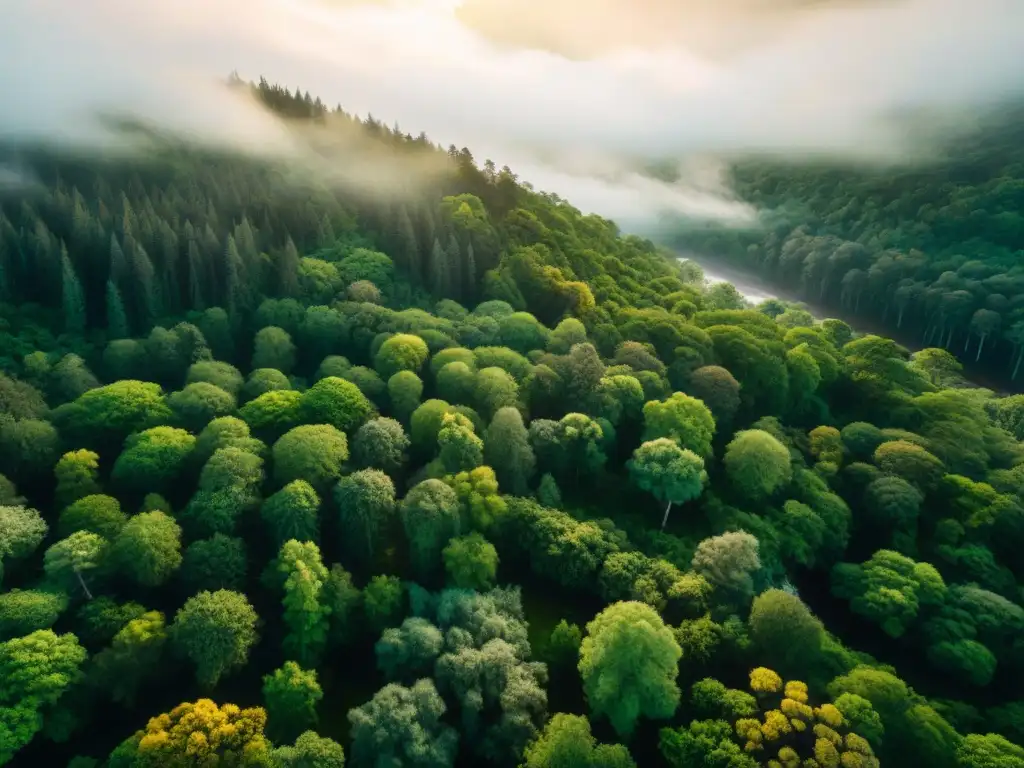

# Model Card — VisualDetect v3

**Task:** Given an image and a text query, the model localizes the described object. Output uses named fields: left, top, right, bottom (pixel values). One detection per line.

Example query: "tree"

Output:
left=273, top=731, right=346, bottom=768
left=475, top=366, right=520, bottom=420
left=659, top=719, right=757, bottom=768
left=628, top=439, right=707, bottom=530
left=180, top=535, right=247, bottom=593
left=691, top=531, right=761, bottom=603
left=242, top=368, right=292, bottom=402
left=437, top=412, right=484, bottom=473
left=187, top=360, right=245, bottom=398
left=537, top=473, right=562, bottom=508
left=0, top=589, right=66, bottom=640
left=748, top=589, right=824, bottom=678
left=375, top=618, right=445, bottom=681
left=401, top=479, right=461, bottom=581
left=442, top=533, right=498, bottom=591
left=642, top=392, right=716, bottom=457
left=363, top=575, right=405, bottom=634
left=276, top=540, right=331, bottom=667
left=957, top=733, right=1024, bottom=768
left=0, top=418, right=60, bottom=482
left=375, top=334, right=430, bottom=380
left=44, top=532, right=107, bottom=600
left=436, top=361, right=477, bottom=405
left=167, top=382, right=237, bottom=431
left=410, top=399, right=457, bottom=458
left=56, top=494, right=126, bottom=541
left=0, top=505, right=47, bottom=577
left=0, top=630, right=86, bottom=764
left=194, top=416, right=264, bottom=464
left=873, top=440, right=945, bottom=491
left=483, top=407, right=536, bottom=495
left=352, top=417, right=409, bottom=473
left=263, top=662, right=323, bottom=744
left=687, top=366, right=742, bottom=426
left=832, top=550, right=947, bottom=637
left=89, top=611, right=167, bottom=706
left=723, top=429, right=793, bottom=501
left=547, top=318, right=589, bottom=354
left=54, top=450, right=101, bottom=509
left=334, top=469, right=396, bottom=568
left=111, top=426, right=196, bottom=493
left=388, top=371, right=423, bottom=424
left=110, top=512, right=183, bottom=588
left=107, top=699, right=271, bottom=767
left=170, top=589, right=259, bottom=687
left=523, top=713, right=636, bottom=768
left=262, top=480, right=321, bottom=548
left=300, top=377, right=375, bottom=434
left=579, top=601, right=682, bottom=737
left=274, top=425, right=349, bottom=491
left=347, top=679, right=458, bottom=768
left=252, top=326, right=297, bottom=374
left=240, top=389, right=303, bottom=441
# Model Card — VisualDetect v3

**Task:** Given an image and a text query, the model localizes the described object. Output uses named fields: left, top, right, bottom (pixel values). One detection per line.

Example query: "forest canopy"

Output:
left=0, top=78, right=1022, bottom=768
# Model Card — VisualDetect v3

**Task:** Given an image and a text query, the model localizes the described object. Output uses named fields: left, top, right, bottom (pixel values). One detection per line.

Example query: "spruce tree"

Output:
left=277, top=237, right=301, bottom=299
left=60, top=245, right=87, bottom=333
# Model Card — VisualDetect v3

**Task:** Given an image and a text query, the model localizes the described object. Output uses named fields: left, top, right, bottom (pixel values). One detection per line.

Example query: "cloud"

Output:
left=1, top=0, right=1022, bottom=229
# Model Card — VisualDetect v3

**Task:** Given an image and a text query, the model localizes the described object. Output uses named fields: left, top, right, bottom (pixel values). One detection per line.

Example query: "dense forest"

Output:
left=670, top=116, right=1024, bottom=386
left=1, top=78, right=1024, bottom=768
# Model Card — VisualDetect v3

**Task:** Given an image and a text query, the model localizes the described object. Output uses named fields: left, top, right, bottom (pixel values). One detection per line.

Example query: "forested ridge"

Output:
left=1, top=79, right=1024, bottom=768
left=670, top=115, right=1024, bottom=386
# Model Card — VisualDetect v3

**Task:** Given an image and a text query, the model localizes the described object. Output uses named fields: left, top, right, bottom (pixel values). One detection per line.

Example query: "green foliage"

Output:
left=44, top=531, right=108, bottom=599
left=273, top=731, right=346, bottom=768
left=180, top=534, right=248, bottom=593
left=166, top=382, right=237, bottom=431
left=89, top=611, right=167, bottom=706
left=524, top=713, right=636, bottom=768
left=387, top=370, right=423, bottom=424
left=54, top=450, right=101, bottom=509
left=401, top=479, right=461, bottom=580
left=110, top=511, right=183, bottom=588
left=659, top=719, right=757, bottom=768
left=274, top=424, right=349, bottom=491
left=363, top=575, right=405, bottom=634
left=748, top=589, right=824, bottom=678
left=352, top=417, right=409, bottom=473
left=263, top=661, right=323, bottom=744
left=628, top=438, right=707, bottom=528
left=442, top=533, right=498, bottom=590
left=253, top=326, right=297, bottom=374
left=334, top=469, right=396, bottom=567
left=723, top=429, right=793, bottom=502
left=347, top=679, right=457, bottom=768
left=0, top=588, right=66, bottom=640
left=300, top=376, right=375, bottom=434
left=58, top=494, right=126, bottom=540
left=112, top=426, right=196, bottom=492
left=262, top=480, right=321, bottom=548
left=375, top=333, right=430, bottom=380
left=691, top=531, right=761, bottom=603
left=642, top=392, right=716, bottom=457
left=437, top=412, right=483, bottom=473
left=579, top=601, right=682, bottom=737
left=276, top=540, right=331, bottom=667
left=170, top=589, right=259, bottom=687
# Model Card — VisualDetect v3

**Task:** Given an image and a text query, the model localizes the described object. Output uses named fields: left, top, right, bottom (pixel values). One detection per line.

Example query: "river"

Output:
left=677, top=251, right=1014, bottom=394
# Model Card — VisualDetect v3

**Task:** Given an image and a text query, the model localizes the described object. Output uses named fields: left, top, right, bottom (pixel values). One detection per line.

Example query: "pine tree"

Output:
left=396, top=205, right=420, bottom=277
left=128, top=236, right=160, bottom=329
left=186, top=228, right=206, bottom=312
left=109, top=234, right=128, bottom=285
left=430, top=238, right=449, bottom=298
left=106, top=279, right=129, bottom=338
left=60, top=245, right=87, bottom=333
left=224, top=234, right=243, bottom=316
left=446, top=233, right=462, bottom=301
left=318, top=214, right=336, bottom=249
left=464, top=239, right=477, bottom=306
left=277, top=236, right=301, bottom=299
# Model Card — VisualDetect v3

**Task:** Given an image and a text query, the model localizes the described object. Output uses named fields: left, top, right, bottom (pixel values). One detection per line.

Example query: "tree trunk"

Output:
left=945, top=327, right=954, bottom=349
left=897, top=306, right=904, bottom=328
left=661, top=500, right=673, bottom=531
left=1014, top=349, right=1022, bottom=381
left=75, top=569, right=93, bottom=601
left=976, top=335, right=986, bottom=362
left=855, top=293, right=861, bottom=313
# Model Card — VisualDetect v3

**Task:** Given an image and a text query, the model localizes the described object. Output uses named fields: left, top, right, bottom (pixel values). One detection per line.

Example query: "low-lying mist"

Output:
left=1, top=0, right=1022, bottom=230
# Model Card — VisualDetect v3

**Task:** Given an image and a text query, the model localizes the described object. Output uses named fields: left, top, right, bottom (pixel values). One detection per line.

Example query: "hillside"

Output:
left=669, top=114, right=1024, bottom=386
left=0, top=81, right=1023, bottom=768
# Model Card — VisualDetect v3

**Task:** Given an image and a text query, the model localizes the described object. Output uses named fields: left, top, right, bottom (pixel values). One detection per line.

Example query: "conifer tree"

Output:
left=446, top=233, right=462, bottom=301
left=277, top=236, right=301, bottom=299
left=61, top=245, right=87, bottom=333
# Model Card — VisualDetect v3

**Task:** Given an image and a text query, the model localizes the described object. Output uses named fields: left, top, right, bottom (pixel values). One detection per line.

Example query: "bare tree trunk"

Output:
left=75, top=569, right=93, bottom=601
left=1014, top=349, right=1022, bottom=380
left=660, top=500, right=673, bottom=531
left=976, top=335, right=985, bottom=362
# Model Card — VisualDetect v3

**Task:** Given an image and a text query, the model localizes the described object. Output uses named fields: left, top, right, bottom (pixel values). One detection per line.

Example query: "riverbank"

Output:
left=676, top=251, right=1016, bottom=394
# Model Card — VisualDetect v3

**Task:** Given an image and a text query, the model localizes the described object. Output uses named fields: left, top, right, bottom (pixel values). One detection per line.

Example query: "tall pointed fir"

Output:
left=33, top=220, right=60, bottom=305
left=318, top=214, right=336, bottom=249
left=185, top=224, right=206, bottom=312
left=106, top=279, right=129, bottom=339
left=446, top=233, right=462, bottom=302
left=395, top=204, right=420, bottom=278
left=60, top=244, right=87, bottom=333
left=277, top=236, right=301, bottom=299
left=464, top=240, right=477, bottom=305
left=127, top=235, right=160, bottom=330
left=109, top=234, right=129, bottom=287
left=158, top=221, right=180, bottom=315
left=430, top=237, right=450, bottom=298
left=224, top=234, right=245, bottom=317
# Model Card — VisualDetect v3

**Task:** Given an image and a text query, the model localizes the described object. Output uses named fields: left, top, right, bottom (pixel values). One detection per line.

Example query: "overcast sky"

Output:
left=2, top=0, right=1022, bottom=229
